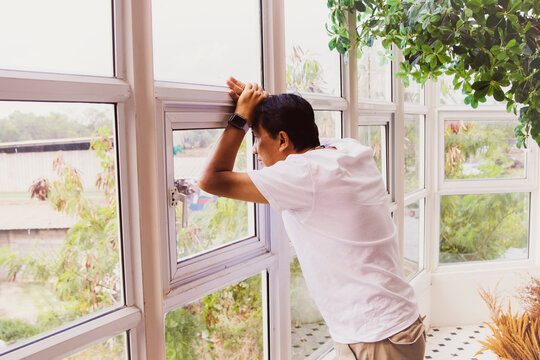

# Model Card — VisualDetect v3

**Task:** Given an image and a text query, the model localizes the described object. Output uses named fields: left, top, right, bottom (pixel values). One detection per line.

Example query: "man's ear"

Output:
left=278, top=131, right=291, bottom=152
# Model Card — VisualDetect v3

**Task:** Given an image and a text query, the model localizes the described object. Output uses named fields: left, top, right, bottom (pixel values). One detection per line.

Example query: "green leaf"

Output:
left=507, top=39, right=517, bottom=48
left=329, top=38, right=337, bottom=51
left=464, top=8, right=473, bottom=18
left=472, top=81, right=490, bottom=90
left=434, top=40, right=443, bottom=53
left=493, top=86, right=505, bottom=102
left=354, top=1, right=366, bottom=12
left=496, top=52, right=508, bottom=60
left=421, top=45, right=433, bottom=53
left=430, top=55, right=438, bottom=68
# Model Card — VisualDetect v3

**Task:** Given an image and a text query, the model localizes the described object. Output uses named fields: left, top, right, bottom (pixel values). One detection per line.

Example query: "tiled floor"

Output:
left=318, top=323, right=498, bottom=360
left=291, top=321, right=333, bottom=359
left=425, top=324, right=497, bottom=360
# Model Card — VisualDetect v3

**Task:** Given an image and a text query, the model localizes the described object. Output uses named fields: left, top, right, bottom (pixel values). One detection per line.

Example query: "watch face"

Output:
left=230, top=114, right=247, bottom=128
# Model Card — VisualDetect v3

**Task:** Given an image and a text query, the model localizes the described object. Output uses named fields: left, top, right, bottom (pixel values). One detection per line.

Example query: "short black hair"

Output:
left=252, top=93, right=320, bottom=151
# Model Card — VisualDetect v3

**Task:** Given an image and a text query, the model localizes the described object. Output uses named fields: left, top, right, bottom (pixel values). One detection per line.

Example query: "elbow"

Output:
left=198, top=173, right=210, bottom=193
left=198, top=171, right=217, bottom=195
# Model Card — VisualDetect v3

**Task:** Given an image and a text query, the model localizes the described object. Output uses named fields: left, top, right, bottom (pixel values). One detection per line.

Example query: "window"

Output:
left=438, top=75, right=501, bottom=106
left=315, top=111, right=342, bottom=139
left=404, top=82, right=424, bottom=105
left=0, top=1, right=141, bottom=358
left=165, top=273, right=264, bottom=359
left=0, top=94, right=132, bottom=358
left=404, top=114, right=425, bottom=194
left=0, top=102, right=123, bottom=348
left=152, top=0, right=262, bottom=86
left=0, top=0, right=113, bottom=76
left=444, top=119, right=526, bottom=180
left=161, top=102, right=266, bottom=288
left=63, top=334, right=127, bottom=360
left=2, top=1, right=537, bottom=359
left=290, top=257, right=331, bottom=359
left=403, top=199, right=425, bottom=277
left=440, top=193, right=529, bottom=263
left=285, top=0, right=341, bottom=96
left=357, top=123, right=388, bottom=189
left=438, top=110, right=534, bottom=266
left=357, top=42, right=392, bottom=102
left=170, top=129, right=254, bottom=260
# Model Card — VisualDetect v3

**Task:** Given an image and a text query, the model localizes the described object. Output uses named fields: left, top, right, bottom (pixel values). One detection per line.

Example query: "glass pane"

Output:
left=440, top=193, right=529, bottom=264
left=0, top=102, right=122, bottom=348
left=444, top=119, right=526, bottom=180
left=404, top=200, right=424, bottom=277
left=357, top=125, right=387, bottom=189
left=404, top=81, right=424, bottom=105
left=165, top=273, right=263, bottom=359
left=173, top=129, right=254, bottom=260
left=315, top=111, right=341, bottom=138
left=285, top=0, right=341, bottom=96
left=439, top=75, right=500, bottom=106
left=358, top=42, right=392, bottom=101
left=404, top=114, right=424, bottom=194
left=64, top=334, right=127, bottom=360
left=0, top=0, right=113, bottom=76
left=291, top=257, right=331, bottom=359
left=152, top=0, right=261, bottom=86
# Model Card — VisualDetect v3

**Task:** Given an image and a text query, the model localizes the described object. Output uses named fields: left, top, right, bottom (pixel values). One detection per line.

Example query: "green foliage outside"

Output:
left=404, top=115, right=421, bottom=193
left=177, top=198, right=249, bottom=258
left=165, top=275, right=263, bottom=360
left=287, top=45, right=328, bottom=94
left=0, top=127, right=123, bottom=355
left=326, top=0, right=540, bottom=148
left=440, top=121, right=529, bottom=263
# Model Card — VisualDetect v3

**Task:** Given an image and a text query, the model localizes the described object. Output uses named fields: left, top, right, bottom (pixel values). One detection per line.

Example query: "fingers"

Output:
left=228, top=90, right=240, bottom=101
left=226, top=77, right=245, bottom=94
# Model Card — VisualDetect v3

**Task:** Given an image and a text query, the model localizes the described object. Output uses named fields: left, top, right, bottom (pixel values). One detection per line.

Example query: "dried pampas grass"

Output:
left=520, top=276, right=540, bottom=320
left=477, top=281, right=540, bottom=360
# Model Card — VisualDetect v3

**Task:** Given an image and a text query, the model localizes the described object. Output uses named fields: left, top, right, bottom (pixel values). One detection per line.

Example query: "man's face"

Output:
left=252, top=125, right=285, bottom=167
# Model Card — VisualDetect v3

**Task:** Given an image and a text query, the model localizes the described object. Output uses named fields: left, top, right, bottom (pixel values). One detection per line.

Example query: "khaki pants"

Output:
left=334, top=316, right=426, bottom=360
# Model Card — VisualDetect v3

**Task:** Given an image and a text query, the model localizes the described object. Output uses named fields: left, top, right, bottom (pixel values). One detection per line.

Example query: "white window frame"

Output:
left=432, top=85, right=539, bottom=272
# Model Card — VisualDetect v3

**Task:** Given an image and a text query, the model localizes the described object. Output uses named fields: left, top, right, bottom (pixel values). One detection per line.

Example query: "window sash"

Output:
left=438, top=111, right=537, bottom=192
left=1, top=307, right=140, bottom=360
left=160, top=101, right=271, bottom=289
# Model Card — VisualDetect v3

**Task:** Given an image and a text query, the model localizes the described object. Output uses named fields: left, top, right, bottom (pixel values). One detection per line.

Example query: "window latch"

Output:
left=169, top=187, right=188, bottom=228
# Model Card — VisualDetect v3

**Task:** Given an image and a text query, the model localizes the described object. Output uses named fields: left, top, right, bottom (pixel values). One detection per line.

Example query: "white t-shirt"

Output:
left=248, top=138, right=418, bottom=344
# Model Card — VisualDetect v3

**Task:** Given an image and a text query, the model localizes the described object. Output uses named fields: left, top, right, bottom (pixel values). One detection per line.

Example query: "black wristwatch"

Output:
left=228, top=113, right=250, bottom=133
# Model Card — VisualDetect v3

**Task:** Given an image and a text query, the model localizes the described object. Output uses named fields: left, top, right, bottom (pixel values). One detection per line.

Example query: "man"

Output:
left=199, top=78, right=426, bottom=360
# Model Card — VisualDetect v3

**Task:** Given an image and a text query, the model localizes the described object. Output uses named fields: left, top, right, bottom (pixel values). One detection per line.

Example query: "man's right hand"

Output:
left=235, top=83, right=268, bottom=126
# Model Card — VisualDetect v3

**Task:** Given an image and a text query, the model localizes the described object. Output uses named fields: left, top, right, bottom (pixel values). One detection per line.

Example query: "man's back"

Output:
left=248, top=137, right=419, bottom=343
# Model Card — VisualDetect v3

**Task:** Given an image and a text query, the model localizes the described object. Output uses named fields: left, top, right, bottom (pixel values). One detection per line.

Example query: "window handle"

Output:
left=169, top=187, right=188, bottom=228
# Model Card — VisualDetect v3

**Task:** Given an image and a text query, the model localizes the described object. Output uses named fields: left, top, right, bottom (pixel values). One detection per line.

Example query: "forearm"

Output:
left=199, top=125, right=245, bottom=190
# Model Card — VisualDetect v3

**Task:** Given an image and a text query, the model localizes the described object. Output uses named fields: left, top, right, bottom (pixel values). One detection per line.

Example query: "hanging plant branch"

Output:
left=327, top=0, right=540, bottom=148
